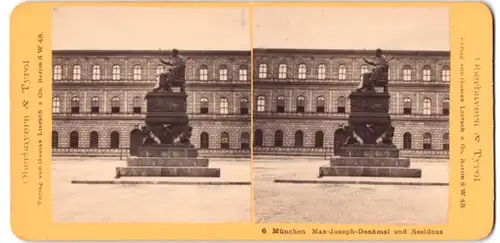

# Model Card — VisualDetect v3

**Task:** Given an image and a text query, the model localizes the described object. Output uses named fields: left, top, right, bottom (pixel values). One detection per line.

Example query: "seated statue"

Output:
left=159, top=48, right=188, bottom=92
left=356, top=49, right=394, bottom=93
left=173, top=125, right=193, bottom=146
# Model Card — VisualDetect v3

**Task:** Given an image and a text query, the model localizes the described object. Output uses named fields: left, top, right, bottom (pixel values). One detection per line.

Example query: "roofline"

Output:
left=52, top=49, right=251, bottom=56
left=253, top=48, right=450, bottom=57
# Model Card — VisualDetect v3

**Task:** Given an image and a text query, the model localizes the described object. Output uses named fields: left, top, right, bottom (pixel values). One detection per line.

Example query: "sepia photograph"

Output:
left=51, top=7, right=251, bottom=223
left=252, top=7, right=450, bottom=224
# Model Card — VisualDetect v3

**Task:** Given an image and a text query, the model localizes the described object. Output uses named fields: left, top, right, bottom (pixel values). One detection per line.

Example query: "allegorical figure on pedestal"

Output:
left=357, top=48, right=394, bottom=92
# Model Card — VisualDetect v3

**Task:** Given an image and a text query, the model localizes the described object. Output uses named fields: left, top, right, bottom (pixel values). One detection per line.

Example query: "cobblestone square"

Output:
left=253, top=156, right=449, bottom=225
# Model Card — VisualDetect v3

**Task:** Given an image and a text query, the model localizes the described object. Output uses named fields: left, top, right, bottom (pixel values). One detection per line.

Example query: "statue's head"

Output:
left=171, top=48, right=179, bottom=57
left=375, top=49, right=383, bottom=57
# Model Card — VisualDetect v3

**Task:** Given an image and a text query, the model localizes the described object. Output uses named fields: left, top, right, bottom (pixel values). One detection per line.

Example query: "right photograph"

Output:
left=252, top=7, right=450, bottom=224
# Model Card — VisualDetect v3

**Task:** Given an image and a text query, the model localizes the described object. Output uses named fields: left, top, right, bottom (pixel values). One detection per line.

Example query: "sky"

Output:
left=253, top=7, right=450, bottom=51
left=52, top=7, right=251, bottom=50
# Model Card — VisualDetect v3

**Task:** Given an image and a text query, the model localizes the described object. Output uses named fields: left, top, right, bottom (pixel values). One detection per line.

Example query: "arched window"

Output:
left=199, top=65, right=208, bottom=81
left=338, top=64, right=347, bottom=80
left=294, top=130, right=304, bottom=147
left=315, top=131, right=324, bottom=147
left=388, top=68, right=392, bottom=80
left=403, top=65, right=412, bottom=81
left=443, top=133, right=449, bottom=150
left=278, top=64, right=287, bottom=79
left=403, top=97, right=412, bottom=114
left=422, top=97, right=432, bottom=115
left=112, top=65, right=121, bottom=80
left=69, top=131, right=79, bottom=148
left=422, top=65, right=431, bottom=81
left=317, top=64, right=326, bottom=80
left=52, top=97, right=61, bottom=113
left=316, top=96, right=325, bottom=113
left=256, top=95, right=265, bottom=112
left=219, top=65, right=228, bottom=81
left=276, top=95, right=285, bottom=113
left=90, top=96, right=100, bottom=113
left=220, top=97, right=229, bottom=114
left=200, top=132, right=209, bottom=149
left=70, top=96, right=80, bottom=113
left=110, top=131, right=120, bottom=148
left=52, top=131, right=58, bottom=148
left=200, top=97, right=209, bottom=114
left=441, top=65, right=450, bottom=82
left=90, top=131, right=99, bottom=148
left=274, top=130, right=283, bottom=147
left=239, top=65, right=248, bottom=81
left=241, top=132, right=250, bottom=149
left=92, top=65, right=101, bottom=80
left=296, top=96, right=305, bottom=112
left=53, top=65, right=62, bottom=80
left=337, top=96, right=346, bottom=113
left=403, top=132, right=412, bottom=149
left=254, top=129, right=263, bottom=147
left=240, top=97, right=249, bottom=115
left=220, top=132, right=230, bottom=149
left=133, top=96, right=142, bottom=113
left=298, top=64, right=307, bottom=79
left=423, top=133, right=432, bottom=149
left=442, top=98, right=449, bottom=115
left=156, top=65, right=164, bottom=75
left=72, top=65, right=81, bottom=80
left=132, top=64, right=142, bottom=80
left=258, top=64, right=267, bottom=79
left=111, top=96, right=120, bottom=113
left=360, top=64, right=369, bottom=81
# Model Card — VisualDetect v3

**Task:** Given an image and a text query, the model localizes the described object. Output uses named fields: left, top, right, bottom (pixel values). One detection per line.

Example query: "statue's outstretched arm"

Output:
left=159, top=58, right=174, bottom=66
left=362, top=57, right=377, bottom=66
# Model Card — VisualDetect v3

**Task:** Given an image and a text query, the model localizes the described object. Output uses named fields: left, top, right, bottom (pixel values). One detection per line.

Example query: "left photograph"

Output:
left=51, top=7, right=251, bottom=223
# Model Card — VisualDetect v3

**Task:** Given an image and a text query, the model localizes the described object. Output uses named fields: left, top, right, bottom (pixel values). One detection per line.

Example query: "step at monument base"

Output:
left=116, top=166, right=221, bottom=178
left=319, top=166, right=421, bottom=178
left=330, top=157, right=410, bottom=167
left=127, top=157, right=209, bottom=167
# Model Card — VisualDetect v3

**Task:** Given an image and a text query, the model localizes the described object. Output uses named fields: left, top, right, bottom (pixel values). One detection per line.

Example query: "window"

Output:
left=403, top=97, right=412, bottom=114
left=403, top=65, right=412, bottom=81
left=317, top=64, right=326, bottom=80
left=443, top=133, right=449, bottom=150
left=200, top=132, right=209, bottom=149
left=240, top=97, right=249, bottom=115
left=112, top=65, right=120, bottom=80
left=70, top=96, right=80, bottom=113
left=156, top=65, right=164, bottom=75
left=200, top=97, right=209, bottom=114
left=110, top=131, right=120, bottom=148
left=258, top=64, right=267, bottom=79
left=90, top=96, right=100, bottom=113
left=133, top=96, right=142, bottom=113
left=133, top=65, right=142, bottom=80
left=92, top=65, right=101, bottom=80
left=90, top=131, right=99, bottom=148
left=52, top=97, right=60, bottom=113
left=388, top=68, right=392, bottom=80
left=274, top=130, right=283, bottom=147
left=52, top=131, right=58, bottom=148
left=422, top=65, right=431, bottom=81
left=337, top=96, right=346, bottom=113
left=442, top=98, right=450, bottom=115
left=294, top=130, right=304, bottom=147
left=111, top=96, right=120, bottom=113
left=254, top=129, right=263, bottom=147
left=422, top=97, right=432, bottom=115
left=296, top=96, right=305, bottom=113
left=423, top=133, right=432, bottom=150
left=69, top=131, right=79, bottom=148
left=338, top=65, right=347, bottom=80
left=315, top=131, right=324, bottom=147
left=220, top=132, right=230, bottom=149
left=241, top=132, right=250, bottom=149
left=53, top=65, right=62, bottom=80
left=441, top=65, right=450, bottom=82
left=239, top=65, right=248, bottom=81
left=278, top=64, right=287, bottom=79
left=360, top=64, right=369, bottom=81
left=403, top=132, right=412, bottom=149
left=199, top=65, right=208, bottom=81
left=256, top=96, right=265, bottom=112
left=219, top=65, right=228, bottom=81
left=220, top=97, right=229, bottom=114
left=276, top=96, right=285, bottom=113
left=298, top=64, right=307, bottom=79
left=316, top=96, right=325, bottom=113
left=72, top=65, right=81, bottom=80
